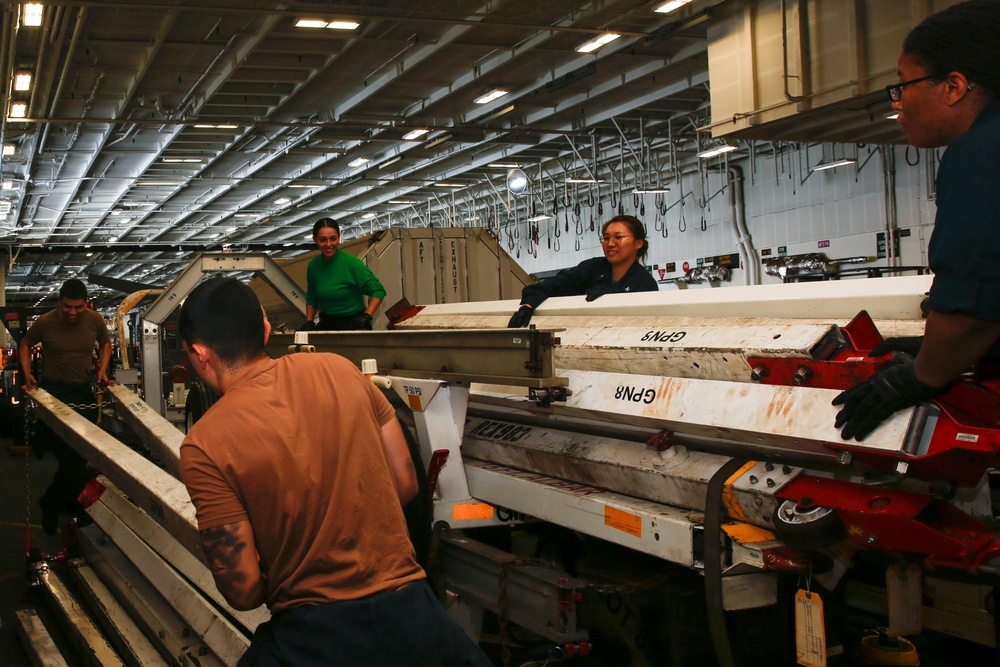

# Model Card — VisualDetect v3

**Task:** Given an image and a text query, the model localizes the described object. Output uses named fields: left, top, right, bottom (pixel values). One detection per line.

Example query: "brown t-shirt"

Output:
left=180, top=353, right=424, bottom=613
left=22, top=308, right=110, bottom=384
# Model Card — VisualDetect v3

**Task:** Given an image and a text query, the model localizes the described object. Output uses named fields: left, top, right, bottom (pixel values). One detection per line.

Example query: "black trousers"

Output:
left=316, top=310, right=372, bottom=331
left=239, top=580, right=492, bottom=667
left=35, top=380, right=98, bottom=514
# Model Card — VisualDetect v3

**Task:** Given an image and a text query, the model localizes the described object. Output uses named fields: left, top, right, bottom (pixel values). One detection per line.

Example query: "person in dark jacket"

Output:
left=508, top=214, right=658, bottom=328
left=833, top=0, right=1000, bottom=441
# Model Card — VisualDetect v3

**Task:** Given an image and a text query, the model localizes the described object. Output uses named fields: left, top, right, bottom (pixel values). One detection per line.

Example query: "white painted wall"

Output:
left=513, top=143, right=941, bottom=292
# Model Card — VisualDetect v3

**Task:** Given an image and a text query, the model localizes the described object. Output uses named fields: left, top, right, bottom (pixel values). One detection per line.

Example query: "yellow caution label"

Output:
left=604, top=506, right=642, bottom=537
left=722, top=461, right=758, bottom=522
left=453, top=502, right=494, bottom=521
left=406, top=394, right=422, bottom=410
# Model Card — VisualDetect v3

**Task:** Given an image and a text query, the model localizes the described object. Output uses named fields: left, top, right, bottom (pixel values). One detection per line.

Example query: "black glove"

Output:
left=351, top=312, right=374, bottom=330
left=299, top=319, right=316, bottom=331
left=508, top=305, right=533, bottom=328
left=870, top=336, right=923, bottom=358
left=585, top=285, right=612, bottom=302
left=832, top=361, right=941, bottom=441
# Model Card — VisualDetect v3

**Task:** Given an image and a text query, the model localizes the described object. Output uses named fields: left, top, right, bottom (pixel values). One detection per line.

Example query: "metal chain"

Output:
left=497, top=555, right=538, bottom=667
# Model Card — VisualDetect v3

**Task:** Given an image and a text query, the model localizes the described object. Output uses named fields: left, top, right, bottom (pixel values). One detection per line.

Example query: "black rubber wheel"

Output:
left=400, top=419, right=432, bottom=570
left=772, top=499, right=846, bottom=550
left=184, top=381, right=218, bottom=431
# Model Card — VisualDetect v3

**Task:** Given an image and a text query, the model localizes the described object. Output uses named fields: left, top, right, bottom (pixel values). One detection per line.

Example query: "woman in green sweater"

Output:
left=304, top=218, right=386, bottom=330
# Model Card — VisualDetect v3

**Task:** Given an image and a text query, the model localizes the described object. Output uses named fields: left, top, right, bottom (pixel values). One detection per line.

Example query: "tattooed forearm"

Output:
left=199, top=521, right=265, bottom=610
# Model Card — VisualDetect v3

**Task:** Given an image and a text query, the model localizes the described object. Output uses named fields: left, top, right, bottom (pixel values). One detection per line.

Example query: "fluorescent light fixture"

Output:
left=812, top=158, right=857, bottom=172
left=163, top=157, right=202, bottom=163
left=226, top=226, right=238, bottom=233
left=110, top=210, right=121, bottom=216
left=86, top=252, right=93, bottom=257
left=274, top=197, right=292, bottom=205
left=14, top=73, right=31, bottom=91
left=487, top=162, right=519, bottom=168
left=193, top=123, right=238, bottom=129
left=697, top=144, right=739, bottom=159
left=23, top=4, right=43, bottom=26
left=379, top=155, right=402, bottom=168
left=118, top=217, right=132, bottom=224
left=634, top=187, right=671, bottom=194
left=566, top=177, right=604, bottom=184
left=349, top=157, right=369, bottom=167
left=2, top=144, right=14, bottom=156
left=655, top=0, right=695, bottom=14
left=1, top=181, right=12, bottom=190
left=475, top=89, right=508, bottom=104
left=576, top=33, right=620, bottom=53
left=389, top=199, right=418, bottom=204
left=327, top=20, right=360, bottom=30
left=208, top=233, right=220, bottom=239
left=296, top=18, right=359, bottom=29
left=295, top=19, right=328, bottom=28
left=234, top=212, right=256, bottom=217
left=108, top=236, right=119, bottom=243
left=361, top=212, right=377, bottom=219
left=886, top=112, right=899, bottom=120
left=434, top=182, right=465, bottom=188
left=9, top=102, right=27, bottom=118
left=402, top=129, right=429, bottom=141
left=527, top=215, right=553, bottom=222
left=425, top=132, right=453, bottom=149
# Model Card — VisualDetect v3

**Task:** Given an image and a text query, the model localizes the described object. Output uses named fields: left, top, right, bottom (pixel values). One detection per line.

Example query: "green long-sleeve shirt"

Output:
left=306, top=251, right=387, bottom=316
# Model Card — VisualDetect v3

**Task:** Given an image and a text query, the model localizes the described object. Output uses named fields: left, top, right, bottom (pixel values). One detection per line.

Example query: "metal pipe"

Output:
left=728, top=165, right=758, bottom=285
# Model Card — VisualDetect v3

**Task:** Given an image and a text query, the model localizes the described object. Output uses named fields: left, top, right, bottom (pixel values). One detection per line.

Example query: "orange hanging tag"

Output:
left=795, top=588, right=827, bottom=667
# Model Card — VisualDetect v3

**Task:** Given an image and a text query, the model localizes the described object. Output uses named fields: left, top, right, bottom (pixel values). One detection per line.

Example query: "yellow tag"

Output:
left=886, top=564, right=922, bottom=636
left=406, top=394, right=422, bottom=410
left=795, top=589, right=826, bottom=667
left=452, top=502, right=494, bottom=521
left=604, top=506, right=642, bottom=537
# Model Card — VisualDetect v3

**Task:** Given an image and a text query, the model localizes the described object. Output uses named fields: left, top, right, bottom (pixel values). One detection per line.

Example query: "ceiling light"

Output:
left=424, top=132, right=453, bottom=149
left=274, top=197, right=292, bottom=205
left=295, top=19, right=329, bottom=28
left=475, top=89, right=508, bottom=104
left=633, top=187, right=671, bottom=194
left=118, top=217, right=132, bottom=224
left=565, top=177, right=603, bottom=184
left=110, top=210, right=121, bottom=215
left=226, top=226, right=238, bottom=233
left=9, top=102, right=27, bottom=118
left=23, top=4, right=43, bottom=26
left=379, top=156, right=402, bottom=168
left=434, top=183, right=465, bottom=188
left=575, top=33, right=620, bottom=53
left=389, top=199, right=418, bottom=204
left=327, top=21, right=360, bottom=30
left=697, top=144, right=739, bottom=159
left=163, top=157, right=202, bottom=163
left=86, top=252, right=93, bottom=257
left=655, top=0, right=695, bottom=14
left=402, top=129, right=429, bottom=141
left=812, top=158, right=857, bottom=172
left=193, top=123, right=238, bottom=129
left=506, top=168, right=528, bottom=195
left=208, top=233, right=220, bottom=239
left=1, top=181, right=12, bottom=190
left=2, top=144, right=14, bottom=156
left=488, top=162, right=519, bottom=168
left=349, top=157, right=369, bottom=167
left=288, top=184, right=314, bottom=188
left=14, top=73, right=32, bottom=91
left=361, top=212, right=376, bottom=219
left=108, top=236, right=119, bottom=243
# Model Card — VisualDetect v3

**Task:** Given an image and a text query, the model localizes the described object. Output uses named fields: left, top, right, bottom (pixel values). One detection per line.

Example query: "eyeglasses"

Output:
left=885, top=75, right=937, bottom=102
left=599, top=234, right=634, bottom=244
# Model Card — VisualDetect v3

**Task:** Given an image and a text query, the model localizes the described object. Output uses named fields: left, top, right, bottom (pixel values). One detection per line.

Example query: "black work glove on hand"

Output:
left=299, top=319, right=316, bottom=331
left=352, top=312, right=374, bottom=330
left=585, top=285, right=612, bottom=302
left=832, top=360, right=940, bottom=441
left=870, top=336, right=923, bottom=358
left=507, top=305, right=533, bottom=328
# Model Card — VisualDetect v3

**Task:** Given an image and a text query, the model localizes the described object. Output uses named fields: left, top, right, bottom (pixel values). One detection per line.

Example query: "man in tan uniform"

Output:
left=19, top=278, right=111, bottom=534
left=179, top=277, right=491, bottom=666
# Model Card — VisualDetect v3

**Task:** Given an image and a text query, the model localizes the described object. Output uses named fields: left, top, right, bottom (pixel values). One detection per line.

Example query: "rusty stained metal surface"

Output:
left=555, top=369, right=912, bottom=459
left=462, top=415, right=797, bottom=526
left=27, top=388, right=204, bottom=568
left=107, top=383, right=184, bottom=478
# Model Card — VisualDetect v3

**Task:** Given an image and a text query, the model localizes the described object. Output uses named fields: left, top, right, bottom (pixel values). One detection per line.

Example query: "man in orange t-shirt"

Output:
left=179, top=277, right=490, bottom=666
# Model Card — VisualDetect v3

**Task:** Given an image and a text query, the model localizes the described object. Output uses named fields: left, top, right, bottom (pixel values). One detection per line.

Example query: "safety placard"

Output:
left=452, top=502, right=495, bottom=521
left=604, top=506, right=641, bottom=537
